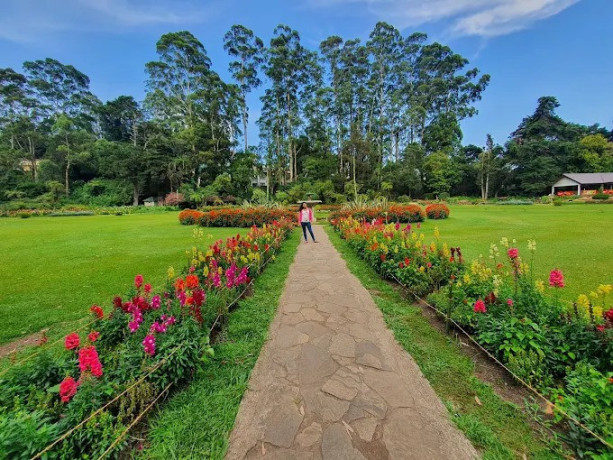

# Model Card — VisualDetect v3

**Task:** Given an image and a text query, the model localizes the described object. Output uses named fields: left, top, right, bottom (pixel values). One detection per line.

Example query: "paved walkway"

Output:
left=226, top=226, right=478, bottom=460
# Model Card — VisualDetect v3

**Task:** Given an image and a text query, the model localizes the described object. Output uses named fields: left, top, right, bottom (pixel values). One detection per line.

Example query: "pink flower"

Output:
left=507, top=248, right=519, bottom=259
left=134, top=274, right=144, bottom=289
left=395, top=222, right=400, bottom=230
left=506, top=299, right=514, bottom=307
left=151, top=295, right=161, bottom=309
left=143, top=335, right=156, bottom=356
left=87, top=331, right=100, bottom=342
left=59, top=376, right=79, bottom=403
left=144, top=283, right=152, bottom=294
left=64, top=333, right=80, bottom=350
left=596, top=325, right=605, bottom=332
left=474, top=299, right=487, bottom=313
left=129, top=321, right=140, bottom=333
left=78, top=346, right=103, bottom=377
left=549, top=269, right=565, bottom=288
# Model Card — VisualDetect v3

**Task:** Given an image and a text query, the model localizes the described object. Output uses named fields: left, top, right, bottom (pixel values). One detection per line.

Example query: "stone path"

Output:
left=226, top=226, right=478, bottom=460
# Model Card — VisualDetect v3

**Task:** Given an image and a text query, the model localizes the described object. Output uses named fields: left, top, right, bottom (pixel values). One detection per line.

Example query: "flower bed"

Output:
left=329, top=204, right=425, bottom=225
left=425, top=203, right=450, bottom=219
left=0, top=220, right=294, bottom=458
left=332, top=217, right=612, bottom=457
left=178, top=207, right=296, bottom=227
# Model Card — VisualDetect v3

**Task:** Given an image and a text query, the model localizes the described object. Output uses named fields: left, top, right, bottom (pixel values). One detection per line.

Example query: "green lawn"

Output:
left=0, top=214, right=241, bottom=345
left=418, top=205, right=613, bottom=302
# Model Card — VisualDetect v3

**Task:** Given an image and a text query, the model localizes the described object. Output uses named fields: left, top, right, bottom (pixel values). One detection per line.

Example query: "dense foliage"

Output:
left=0, top=220, right=293, bottom=458
left=333, top=217, right=613, bottom=457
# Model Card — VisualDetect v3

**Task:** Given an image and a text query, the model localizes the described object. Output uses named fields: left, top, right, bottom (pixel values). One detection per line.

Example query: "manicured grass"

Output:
left=418, top=205, right=612, bottom=302
left=326, top=226, right=566, bottom=459
left=0, top=214, right=242, bottom=345
left=142, top=229, right=300, bottom=459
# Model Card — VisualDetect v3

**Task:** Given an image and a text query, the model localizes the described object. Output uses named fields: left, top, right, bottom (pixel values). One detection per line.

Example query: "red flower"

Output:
left=87, top=331, right=100, bottom=342
left=596, top=325, right=605, bottom=332
left=64, top=333, right=80, bottom=350
left=380, top=253, right=386, bottom=261
left=144, top=283, right=152, bottom=294
left=506, top=299, right=514, bottom=307
left=90, top=305, right=104, bottom=319
left=398, top=262, right=405, bottom=268
left=134, top=274, right=144, bottom=289
left=59, top=376, right=79, bottom=403
left=507, top=248, right=519, bottom=259
left=174, top=278, right=185, bottom=292
left=404, top=258, right=410, bottom=266
left=474, top=299, right=487, bottom=313
left=485, top=292, right=497, bottom=305
left=113, top=296, right=123, bottom=309
left=549, top=269, right=565, bottom=288
left=605, top=309, right=613, bottom=323
left=78, top=346, right=103, bottom=377
left=186, top=274, right=199, bottom=290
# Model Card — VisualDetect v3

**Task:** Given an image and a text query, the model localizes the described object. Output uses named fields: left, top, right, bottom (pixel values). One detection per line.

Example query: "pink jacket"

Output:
left=297, top=208, right=314, bottom=223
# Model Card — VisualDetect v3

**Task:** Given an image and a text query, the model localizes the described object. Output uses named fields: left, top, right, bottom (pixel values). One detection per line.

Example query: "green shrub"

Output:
left=439, top=192, right=450, bottom=200
left=592, top=193, right=610, bottom=200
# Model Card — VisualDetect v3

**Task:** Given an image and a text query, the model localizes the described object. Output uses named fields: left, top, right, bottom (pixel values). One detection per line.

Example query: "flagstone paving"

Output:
left=226, top=226, right=478, bottom=460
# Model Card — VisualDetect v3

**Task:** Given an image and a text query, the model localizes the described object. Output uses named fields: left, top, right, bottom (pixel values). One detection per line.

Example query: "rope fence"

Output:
left=389, top=273, right=612, bottom=451
left=30, top=229, right=290, bottom=459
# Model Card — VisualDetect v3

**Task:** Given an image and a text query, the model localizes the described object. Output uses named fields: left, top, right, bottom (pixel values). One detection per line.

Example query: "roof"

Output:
left=562, top=173, right=613, bottom=184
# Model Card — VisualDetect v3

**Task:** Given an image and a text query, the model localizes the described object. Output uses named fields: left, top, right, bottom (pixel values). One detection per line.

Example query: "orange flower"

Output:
left=186, top=274, right=199, bottom=290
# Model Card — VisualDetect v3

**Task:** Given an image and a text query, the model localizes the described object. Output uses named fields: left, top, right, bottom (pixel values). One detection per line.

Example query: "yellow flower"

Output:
left=593, top=305, right=603, bottom=320
left=443, top=243, right=450, bottom=258
left=597, top=284, right=612, bottom=295
left=463, top=273, right=472, bottom=284
left=527, top=239, right=536, bottom=252
left=203, top=267, right=209, bottom=277
left=500, top=237, right=509, bottom=248
left=167, top=266, right=175, bottom=279
left=434, top=226, right=440, bottom=239
left=430, top=242, right=437, bottom=253
left=218, top=267, right=223, bottom=275
left=590, top=291, right=598, bottom=300
left=535, top=280, right=545, bottom=294
left=419, top=266, right=425, bottom=273
left=191, top=259, right=198, bottom=267
left=577, top=294, right=590, bottom=309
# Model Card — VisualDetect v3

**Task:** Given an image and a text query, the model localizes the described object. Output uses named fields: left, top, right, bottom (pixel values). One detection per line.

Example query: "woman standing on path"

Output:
left=298, top=202, right=318, bottom=243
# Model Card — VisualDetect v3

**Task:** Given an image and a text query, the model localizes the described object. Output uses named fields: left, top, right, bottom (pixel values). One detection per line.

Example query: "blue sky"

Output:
left=0, top=0, right=611, bottom=148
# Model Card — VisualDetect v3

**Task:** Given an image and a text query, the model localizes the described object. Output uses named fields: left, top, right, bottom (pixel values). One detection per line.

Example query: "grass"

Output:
left=0, top=214, right=242, bottom=345
left=325, top=225, right=565, bottom=459
left=418, top=205, right=613, bottom=301
left=141, top=229, right=300, bottom=459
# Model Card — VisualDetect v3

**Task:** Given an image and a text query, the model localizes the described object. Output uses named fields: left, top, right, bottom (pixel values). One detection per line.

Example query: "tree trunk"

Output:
left=65, top=161, right=70, bottom=196
left=132, top=183, right=139, bottom=206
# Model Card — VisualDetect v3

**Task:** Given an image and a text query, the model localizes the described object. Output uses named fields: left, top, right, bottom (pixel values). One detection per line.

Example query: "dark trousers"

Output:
left=301, top=222, right=316, bottom=241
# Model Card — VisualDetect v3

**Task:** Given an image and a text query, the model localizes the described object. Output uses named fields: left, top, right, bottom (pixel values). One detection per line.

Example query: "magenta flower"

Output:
left=506, top=299, right=514, bottom=307
left=549, top=269, right=565, bottom=288
left=151, top=295, right=161, bottom=309
left=143, top=335, right=156, bottom=356
left=473, top=299, right=487, bottom=313
left=129, top=321, right=140, bottom=333
left=507, top=248, right=519, bottom=259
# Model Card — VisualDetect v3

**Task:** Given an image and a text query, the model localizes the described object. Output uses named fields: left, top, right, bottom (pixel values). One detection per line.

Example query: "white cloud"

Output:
left=309, top=0, right=582, bottom=37
left=0, top=0, right=210, bottom=43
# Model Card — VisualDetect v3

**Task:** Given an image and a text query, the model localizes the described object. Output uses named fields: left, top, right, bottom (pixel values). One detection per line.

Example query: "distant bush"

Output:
left=425, top=203, right=450, bottom=219
left=396, top=195, right=411, bottom=203
left=179, top=207, right=295, bottom=227
left=592, top=193, right=610, bottom=200
left=439, top=192, right=450, bottom=200
left=329, top=204, right=425, bottom=224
